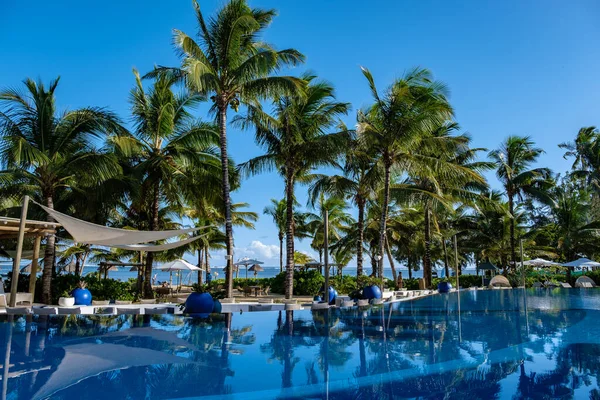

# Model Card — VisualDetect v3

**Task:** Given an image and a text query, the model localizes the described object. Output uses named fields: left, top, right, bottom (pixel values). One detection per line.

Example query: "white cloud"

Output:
left=233, top=240, right=280, bottom=263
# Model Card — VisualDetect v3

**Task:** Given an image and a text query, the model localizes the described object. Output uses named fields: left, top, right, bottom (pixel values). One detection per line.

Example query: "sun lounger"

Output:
left=560, top=282, right=572, bottom=288
left=33, top=307, right=58, bottom=315
left=341, top=300, right=354, bottom=308
left=139, top=299, right=156, bottom=304
left=532, top=282, right=543, bottom=288
left=581, top=282, right=594, bottom=288
left=0, top=294, right=6, bottom=308
left=5, top=292, right=33, bottom=305
left=357, top=299, right=370, bottom=307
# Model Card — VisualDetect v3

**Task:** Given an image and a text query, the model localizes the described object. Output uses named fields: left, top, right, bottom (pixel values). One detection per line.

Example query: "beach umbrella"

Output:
left=156, top=259, right=201, bottom=289
left=248, top=264, right=264, bottom=277
left=523, top=258, right=561, bottom=267
left=235, top=258, right=264, bottom=279
left=563, top=257, right=600, bottom=270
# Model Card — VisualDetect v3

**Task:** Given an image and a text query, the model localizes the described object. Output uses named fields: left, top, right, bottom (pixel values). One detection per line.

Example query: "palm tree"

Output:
left=489, top=136, right=554, bottom=271
left=0, top=77, right=122, bottom=303
left=160, top=0, right=305, bottom=298
left=357, top=67, right=453, bottom=280
left=238, top=75, right=350, bottom=298
left=304, top=195, right=355, bottom=265
left=263, top=199, right=286, bottom=273
left=391, top=122, right=489, bottom=286
left=559, top=126, right=600, bottom=217
left=109, top=69, right=221, bottom=297
left=308, top=137, right=379, bottom=276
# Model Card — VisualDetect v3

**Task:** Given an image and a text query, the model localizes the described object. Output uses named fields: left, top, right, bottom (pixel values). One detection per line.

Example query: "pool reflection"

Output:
left=1, top=289, right=599, bottom=399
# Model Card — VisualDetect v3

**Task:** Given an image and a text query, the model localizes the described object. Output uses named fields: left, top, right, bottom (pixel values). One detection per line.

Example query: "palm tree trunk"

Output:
left=384, top=235, right=397, bottom=282
left=285, top=169, right=295, bottom=299
left=424, top=207, right=432, bottom=288
left=378, top=160, right=391, bottom=279
left=407, top=253, right=413, bottom=279
left=75, top=253, right=82, bottom=277
left=279, top=233, right=284, bottom=273
left=442, top=239, right=450, bottom=278
left=508, top=193, right=517, bottom=272
left=143, top=181, right=159, bottom=298
left=41, top=195, right=55, bottom=304
left=205, top=246, right=210, bottom=279
left=219, top=104, right=234, bottom=298
left=356, top=196, right=365, bottom=277
left=197, top=248, right=203, bottom=285
left=81, top=251, right=89, bottom=276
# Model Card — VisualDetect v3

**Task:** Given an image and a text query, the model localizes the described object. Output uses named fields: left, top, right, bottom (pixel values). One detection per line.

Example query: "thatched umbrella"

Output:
left=248, top=264, right=264, bottom=277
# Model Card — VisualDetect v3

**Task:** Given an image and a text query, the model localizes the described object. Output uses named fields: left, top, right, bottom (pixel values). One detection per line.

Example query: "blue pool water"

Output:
left=1, top=289, right=600, bottom=399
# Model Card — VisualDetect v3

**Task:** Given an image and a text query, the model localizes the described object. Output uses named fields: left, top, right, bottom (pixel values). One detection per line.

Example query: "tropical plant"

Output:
left=238, top=74, right=350, bottom=298
left=160, top=0, right=305, bottom=298
left=0, top=77, right=123, bottom=303
left=357, top=66, right=453, bottom=281
left=391, top=122, right=490, bottom=286
left=109, top=69, right=221, bottom=297
left=308, top=136, right=379, bottom=276
left=489, top=136, right=554, bottom=270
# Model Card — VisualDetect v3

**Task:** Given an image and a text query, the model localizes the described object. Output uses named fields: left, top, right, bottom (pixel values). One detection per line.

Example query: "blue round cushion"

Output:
left=328, top=287, right=338, bottom=305
left=72, top=288, right=92, bottom=305
left=212, top=299, right=222, bottom=314
left=185, top=292, right=214, bottom=314
left=438, top=282, right=453, bottom=293
left=363, top=285, right=382, bottom=300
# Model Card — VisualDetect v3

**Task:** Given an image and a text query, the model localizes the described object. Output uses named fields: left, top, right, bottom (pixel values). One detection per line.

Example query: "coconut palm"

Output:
left=357, top=66, right=453, bottom=280
left=304, top=195, right=355, bottom=265
left=158, top=0, right=305, bottom=298
left=109, top=69, right=221, bottom=297
left=263, top=198, right=287, bottom=273
left=391, top=122, right=490, bottom=286
left=559, top=126, right=600, bottom=217
left=0, top=77, right=123, bottom=303
left=489, top=136, right=554, bottom=270
left=238, top=75, right=350, bottom=298
left=308, top=136, right=379, bottom=276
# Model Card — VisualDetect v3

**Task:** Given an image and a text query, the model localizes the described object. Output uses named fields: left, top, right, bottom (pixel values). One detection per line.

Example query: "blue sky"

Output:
left=2, top=1, right=599, bottom=268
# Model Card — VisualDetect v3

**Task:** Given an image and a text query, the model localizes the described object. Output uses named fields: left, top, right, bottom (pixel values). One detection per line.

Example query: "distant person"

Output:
left=397, top=272, right=404, bottom=289
left=0, top=276, right=4, bottom=294
left=152, top=274, right=158, bottom=286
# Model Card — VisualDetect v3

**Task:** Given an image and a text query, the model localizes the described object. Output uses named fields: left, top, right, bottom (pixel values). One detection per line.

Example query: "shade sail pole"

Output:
left=28, top=235, right=42, bottom=295
left=9, top=195, right=29, bottom=307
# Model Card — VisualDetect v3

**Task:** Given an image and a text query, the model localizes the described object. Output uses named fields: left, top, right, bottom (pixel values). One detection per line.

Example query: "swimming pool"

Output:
left=1, top=289, right=599, bottom=399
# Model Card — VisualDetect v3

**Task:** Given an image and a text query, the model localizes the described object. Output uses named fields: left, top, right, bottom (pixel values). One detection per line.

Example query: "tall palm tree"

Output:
left=238, top=75, right=350, bottom=298
left=489, top=136, right=554, bottom=270
left=0, top=77, right=122, bottom=303
left=357, top=67, right=453, bottom=280
left=308, top=137, right=379, bottom=276
left=304, top=195, right=355, bottom=264
left=110, top=69, right=221, bottom=297
left=391, top=122, right=490, bottom=286
left=263, top=199, right=286, bottom=273
left=559, top=126, right=600, bottom=217
left=160, top=0, right=305, bottom=298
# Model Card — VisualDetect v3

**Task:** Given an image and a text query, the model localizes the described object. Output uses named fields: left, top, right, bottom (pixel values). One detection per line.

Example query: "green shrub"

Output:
left=271, top=269, right=324, bottom=296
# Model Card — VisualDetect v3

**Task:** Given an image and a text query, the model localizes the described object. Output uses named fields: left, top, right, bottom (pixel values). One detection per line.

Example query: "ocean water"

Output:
left=0, top=262, right=478, bottom=284
left=1, top=288, right=599, bottom=399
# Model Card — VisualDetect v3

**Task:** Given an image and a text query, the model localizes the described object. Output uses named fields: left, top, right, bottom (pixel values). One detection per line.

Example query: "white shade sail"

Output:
left=109, top=235, right=205, bottom=252
left=156, top=259, right=202, bottom=271
left=35, top=202, right=204, bottom=246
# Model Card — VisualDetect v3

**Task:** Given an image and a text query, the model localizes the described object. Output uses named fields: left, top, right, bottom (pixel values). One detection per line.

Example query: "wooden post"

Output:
left=9, top=196, right=29, bottom=307
left=324, top=210, right=329, bottom=304
left=28, top=235, right=41, bottom=295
